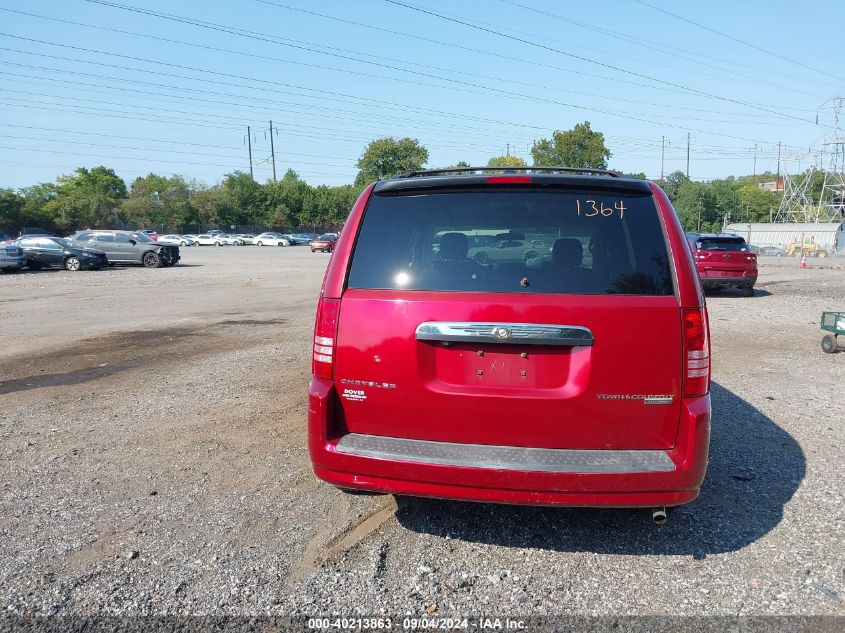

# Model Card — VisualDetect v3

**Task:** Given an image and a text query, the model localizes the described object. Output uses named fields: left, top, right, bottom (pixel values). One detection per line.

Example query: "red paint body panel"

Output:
left=309, top=378, right=710, bottom=507
left=334, top=290, right=682, bottom=450
left=308, top=179, right=712, bottom=507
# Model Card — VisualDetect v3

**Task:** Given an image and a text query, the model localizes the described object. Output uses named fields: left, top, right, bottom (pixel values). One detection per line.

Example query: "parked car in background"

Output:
left=466, top=231, right=549, bottom=264
left=687, top=233, right=757, bottom=297
left=309, top=167, right=711, bottom=515
left=0, top=232, right=14, bottom=244
left=290, top=233, right=315, bottom=243
left=158, top=234, right=197, bottom=247
left=18, top=227, right=57, bottom=238
left=193, top=234, right=224, bottom=246
left=217, top=234, right=244, bottom=246
left=751, top=245, right=785, bottom=256
left=309, top=234, right=337, bottom=252
left=254, top=233, right=290, bottom=246
left=70, top=230, right=179, bottom=267
left=16, top=236, right=107, bottom=271
left=282, top=234, right=308, bottom=245
left=140, top=229, right=158, bottom=241
left=0, top=243, right=27, bottom=272
left=207, top=229, right=225, bottom=237
left=234, top=233, right=256, bottom=245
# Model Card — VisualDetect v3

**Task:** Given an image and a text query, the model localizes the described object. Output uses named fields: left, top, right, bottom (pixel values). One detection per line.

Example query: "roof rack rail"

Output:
left=397, top=166, right=620, bottom=178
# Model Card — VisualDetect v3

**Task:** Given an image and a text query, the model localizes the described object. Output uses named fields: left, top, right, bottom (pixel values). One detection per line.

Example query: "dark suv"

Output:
left=70, top=230, right=180, bottom=267
left=308, top=167, right=711, bottom=515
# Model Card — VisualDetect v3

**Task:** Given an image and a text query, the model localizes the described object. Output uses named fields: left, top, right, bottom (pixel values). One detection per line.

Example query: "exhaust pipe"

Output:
left=651, top=507, right=668, bottom=525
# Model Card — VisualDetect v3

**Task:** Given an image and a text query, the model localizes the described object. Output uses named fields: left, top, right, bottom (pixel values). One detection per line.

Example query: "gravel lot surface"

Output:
left=1, top=247, right=843, bottom=621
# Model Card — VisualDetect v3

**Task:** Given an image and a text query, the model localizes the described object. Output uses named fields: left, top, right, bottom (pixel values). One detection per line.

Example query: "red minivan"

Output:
left=309, top=168, right=711, bottom=515
left=687, top=233, right=758, bottom=297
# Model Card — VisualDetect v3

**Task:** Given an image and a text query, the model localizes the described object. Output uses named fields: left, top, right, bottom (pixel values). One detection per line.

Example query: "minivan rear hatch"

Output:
left=334, top=177, right=682, bottom=450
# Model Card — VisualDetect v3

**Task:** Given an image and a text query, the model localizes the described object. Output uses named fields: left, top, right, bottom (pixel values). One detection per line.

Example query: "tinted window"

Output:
left=18, top=239, right=39, bottom=248
left=37, top=238, right=62, bottom=250
left=348, top=189, right=674, bottom=295
left=95, top=234, right=116, bottom=243
left=697, top=237, right=748, bottom=252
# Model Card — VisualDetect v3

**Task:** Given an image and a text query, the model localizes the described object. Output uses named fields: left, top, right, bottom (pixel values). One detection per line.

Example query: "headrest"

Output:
left=552, top=238, right=583, bottom=268
left=439, top=232, right=469, bottom=261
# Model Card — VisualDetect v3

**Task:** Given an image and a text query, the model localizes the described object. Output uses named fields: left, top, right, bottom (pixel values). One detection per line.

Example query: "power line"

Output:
left=0, top=134, right=356, bottom=169
left=632, top=0, right=845, bottom=83
left=0, top=71, right=541, bottom=145
left=0, top=123, right=358, bottom=161
left=46, top=3, right=811, bottom=126
left=498, top=0, right=840, bottom=95
left=381, top=0, right=815, bottom=123
left=0, top=145, right=357, bottom=176
left=0, top=39, right=809, bottom=147
left=7, top=5, right=808, bottom=123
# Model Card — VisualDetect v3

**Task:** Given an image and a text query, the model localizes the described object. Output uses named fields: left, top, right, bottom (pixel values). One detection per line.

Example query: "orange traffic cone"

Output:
left=800, top=254, right=808, bottom=269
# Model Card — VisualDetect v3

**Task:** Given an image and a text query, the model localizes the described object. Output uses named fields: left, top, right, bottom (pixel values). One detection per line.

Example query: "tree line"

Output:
left=0, top=121, right=814, bottom=236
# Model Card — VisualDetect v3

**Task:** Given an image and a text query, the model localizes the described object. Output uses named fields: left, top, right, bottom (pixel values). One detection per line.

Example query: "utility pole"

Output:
left=686, top=132, right=690, bottom=178
left=776, top=141, right=782, bottom=187
left=660, top=135, right=667, bottom=180
left=752, top=144, right=758, bottom=184
left=269, top=120, right=277, bottom=182
left=697, top=197, right=702, bottom=231
left=246, top=126, right=253, bottom=180
left=506, top=143, right=510, bottom=157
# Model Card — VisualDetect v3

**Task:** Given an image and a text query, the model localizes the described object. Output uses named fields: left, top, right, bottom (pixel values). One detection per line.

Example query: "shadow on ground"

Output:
left=394, top=382, right=804, bottom=558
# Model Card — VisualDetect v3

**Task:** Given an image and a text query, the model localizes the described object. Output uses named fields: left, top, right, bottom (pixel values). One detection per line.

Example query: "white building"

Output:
left=724, top=222, right=845, bottom=254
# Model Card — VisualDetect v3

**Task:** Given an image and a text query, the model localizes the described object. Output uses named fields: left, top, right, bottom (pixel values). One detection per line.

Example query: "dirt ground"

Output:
left=1, top=247, right=843, bottom=620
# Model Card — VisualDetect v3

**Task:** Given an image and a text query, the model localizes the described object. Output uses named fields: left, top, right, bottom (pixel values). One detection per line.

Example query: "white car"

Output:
left=158, top=234, right=197, bottom=246
left=194, top=234, right=227, bottom=246
left=217, top=234, right=244, bottom=246
left=254, top=233, right=290, bottom=247
left=234, top=233, right=256, bottom=245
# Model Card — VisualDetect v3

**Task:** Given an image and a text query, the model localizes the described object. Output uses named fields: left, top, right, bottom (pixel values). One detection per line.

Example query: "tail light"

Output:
left=683, top=308, right=710, bottom=397
left=312, top=297, right=340, bottom=381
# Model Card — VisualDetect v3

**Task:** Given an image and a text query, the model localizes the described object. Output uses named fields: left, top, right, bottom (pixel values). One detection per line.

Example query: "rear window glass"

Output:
left=348, top=189, right=674, bottom=295
left=696, top=237, right=749, bottom=252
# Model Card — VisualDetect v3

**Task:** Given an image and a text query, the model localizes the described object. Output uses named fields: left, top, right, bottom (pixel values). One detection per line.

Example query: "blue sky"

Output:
left=1, top=0, right=843, bottom=189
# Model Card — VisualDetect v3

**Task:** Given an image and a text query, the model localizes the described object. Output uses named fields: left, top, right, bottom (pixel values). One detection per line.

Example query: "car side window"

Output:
left=76, top=232, right=93, bottom=242
left=37, top=239, right=62, bottom=250
left=19, top=238, right=39, bottom=248
left=116, top=233, right=131, bottom=244
left=95, top=234, right=116, bottom=243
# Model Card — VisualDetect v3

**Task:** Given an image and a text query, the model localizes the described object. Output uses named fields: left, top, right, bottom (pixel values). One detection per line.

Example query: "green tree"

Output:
left=0, top=189, right=25, bottom=232
left=123, top=173, right=194, bottom=230
left=220, top=171, right=264, bottom=226
left=531, top=121, right=611, bottom=169
left=190, top=187, right=230, bottom=229
left=486, top=155, right=527, bottom=171
left=736, top=184, right=778, bottom=222
left=355, top=137, right=429, bottom=185
left=264, top=170, right=314, bottom=228
left=45, top=166, right=126, bottom=231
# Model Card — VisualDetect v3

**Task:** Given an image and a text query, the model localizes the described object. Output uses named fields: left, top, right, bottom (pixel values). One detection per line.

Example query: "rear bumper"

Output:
left=700, top=275, right=756, bottom=288
left=308, top=379, right=711, bottom=507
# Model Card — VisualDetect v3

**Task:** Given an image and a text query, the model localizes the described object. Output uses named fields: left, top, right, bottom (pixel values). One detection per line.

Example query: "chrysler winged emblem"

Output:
left=492, top=326, right=512, bottom=340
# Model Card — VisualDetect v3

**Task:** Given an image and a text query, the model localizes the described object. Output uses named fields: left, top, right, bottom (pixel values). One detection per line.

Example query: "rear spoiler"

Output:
left=375, top=168, right=652, bottom=195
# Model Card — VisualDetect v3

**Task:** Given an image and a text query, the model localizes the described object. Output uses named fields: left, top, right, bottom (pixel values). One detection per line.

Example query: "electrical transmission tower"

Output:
left=776, top=97, right=845, bottom=223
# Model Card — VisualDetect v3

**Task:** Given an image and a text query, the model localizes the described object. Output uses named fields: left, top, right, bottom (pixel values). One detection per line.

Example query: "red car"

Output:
left=309, top=168, right=710, bottom=519
left=310, top=234, right=337, bottom=253
left=687, top=233, right=757, bottom=297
